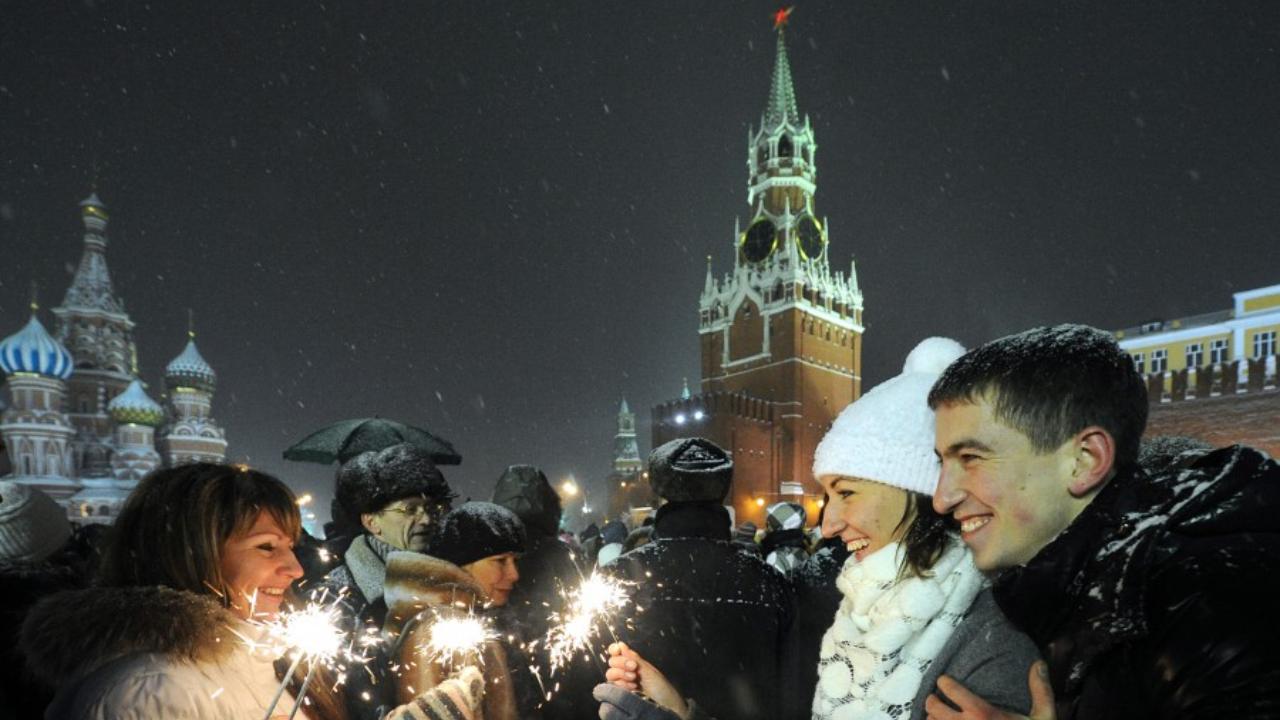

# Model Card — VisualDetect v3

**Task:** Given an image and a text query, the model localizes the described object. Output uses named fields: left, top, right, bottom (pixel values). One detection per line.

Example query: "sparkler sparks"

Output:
left=241, top=599, right=372, bottom=720
left=420, top=614, right=498, bottom=670
left=544, top=571, right=633, bottom=675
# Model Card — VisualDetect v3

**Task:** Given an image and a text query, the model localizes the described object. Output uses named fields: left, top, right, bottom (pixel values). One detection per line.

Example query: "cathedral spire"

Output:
left=58, top=193, right=126, bottom=316
left=763, top=18, right=800, bottom=129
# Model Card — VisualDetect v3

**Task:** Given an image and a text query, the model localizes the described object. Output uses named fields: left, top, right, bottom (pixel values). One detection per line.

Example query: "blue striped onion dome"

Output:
left=0, top=316, right=74, bottom=379
left=165, top=339, right=216, bottom=393
left=108, top=379, right=165, bottom=426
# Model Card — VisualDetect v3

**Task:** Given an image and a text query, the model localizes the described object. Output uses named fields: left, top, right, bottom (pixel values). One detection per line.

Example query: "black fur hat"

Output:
left=335, top=443, right=455, bottom=517
left=648, top=437, right=733, bottom=503
left=429, top=502, right=527, bottom=568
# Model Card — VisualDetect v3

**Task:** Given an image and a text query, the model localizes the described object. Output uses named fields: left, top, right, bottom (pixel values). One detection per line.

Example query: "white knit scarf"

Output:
left=811, top=538, right=985, bottom=720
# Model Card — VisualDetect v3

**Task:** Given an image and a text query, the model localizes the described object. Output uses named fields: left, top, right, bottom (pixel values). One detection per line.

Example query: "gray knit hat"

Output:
left=0, top=480, right=72, bottom=563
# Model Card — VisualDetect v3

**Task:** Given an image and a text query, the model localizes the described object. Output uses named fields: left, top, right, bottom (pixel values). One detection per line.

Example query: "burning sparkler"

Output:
left=420, top=614, right=498, bottom=670
left=544, top=571, right=633, bottom=675
left=246, top=601, right=354, bottom=720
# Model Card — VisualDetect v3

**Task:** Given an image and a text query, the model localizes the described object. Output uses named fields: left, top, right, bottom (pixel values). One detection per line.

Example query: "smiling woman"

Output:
left=599, top=338, right=1041, bottom=720
left=17, top=463, right=346, bottom=719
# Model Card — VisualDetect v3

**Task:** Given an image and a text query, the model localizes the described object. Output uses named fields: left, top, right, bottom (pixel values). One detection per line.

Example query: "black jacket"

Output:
left=608, top=502, right=795, bottom=720
left=784, top=541, right=849, bottom=717
left=993, top=445, right=1280, bottom=719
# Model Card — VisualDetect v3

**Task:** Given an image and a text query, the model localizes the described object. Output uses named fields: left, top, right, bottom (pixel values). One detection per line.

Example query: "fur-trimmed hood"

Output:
left=20, top=585, right=241, bottom=687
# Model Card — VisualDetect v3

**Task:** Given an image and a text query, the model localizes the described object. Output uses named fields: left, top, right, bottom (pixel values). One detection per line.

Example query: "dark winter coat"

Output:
left=993, top=445, right=1280, bottom=720
left=0, top=559, right=84, bottom=719
left=309, top=533, right=401, bottom=720
left=607, top=501, right=795, bottom=720
left=783, top=542, right=848, bottom=716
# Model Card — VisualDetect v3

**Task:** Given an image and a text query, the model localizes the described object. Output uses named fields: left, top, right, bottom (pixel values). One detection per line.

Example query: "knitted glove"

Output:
left=385, top=666, right=484, bottom=720
left=593, top=683, right=684, bottom=720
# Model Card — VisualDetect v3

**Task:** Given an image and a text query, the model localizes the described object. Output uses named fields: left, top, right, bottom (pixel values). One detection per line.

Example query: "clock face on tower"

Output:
left=741, top=219, right=777, bottom=263
left=795, top=215, right=824, bottom=260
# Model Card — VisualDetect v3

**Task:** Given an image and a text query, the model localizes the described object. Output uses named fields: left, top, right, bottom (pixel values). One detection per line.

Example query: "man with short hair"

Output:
left=925, top=324, right=1280, bottom=719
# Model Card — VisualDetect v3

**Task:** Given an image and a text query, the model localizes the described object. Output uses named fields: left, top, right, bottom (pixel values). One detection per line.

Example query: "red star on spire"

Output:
left=773, top=6, right=794, bottom=30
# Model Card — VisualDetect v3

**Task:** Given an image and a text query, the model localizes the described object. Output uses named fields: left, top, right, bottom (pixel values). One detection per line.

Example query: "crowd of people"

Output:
left=1, top=323, right=1278, bottom=719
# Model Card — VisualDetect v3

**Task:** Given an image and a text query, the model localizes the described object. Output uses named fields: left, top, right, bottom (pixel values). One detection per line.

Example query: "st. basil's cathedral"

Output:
left=0, top=194, right=228, bottom=525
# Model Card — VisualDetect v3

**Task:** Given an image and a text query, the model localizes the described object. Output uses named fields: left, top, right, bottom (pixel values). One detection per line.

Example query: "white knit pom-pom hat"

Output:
left=812, top=337, right=966, bottom=496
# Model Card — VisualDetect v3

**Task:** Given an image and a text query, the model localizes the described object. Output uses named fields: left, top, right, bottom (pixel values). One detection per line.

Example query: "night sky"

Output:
left=2, top=2, right=1277, bottom=517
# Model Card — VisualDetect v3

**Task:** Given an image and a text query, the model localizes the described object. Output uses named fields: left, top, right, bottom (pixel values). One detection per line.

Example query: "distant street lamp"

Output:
left=560, top=478, right=579, bottom=497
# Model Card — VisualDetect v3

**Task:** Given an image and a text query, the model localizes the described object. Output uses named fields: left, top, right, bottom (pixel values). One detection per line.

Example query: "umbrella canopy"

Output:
left=283, top=417, right=462, bottom=465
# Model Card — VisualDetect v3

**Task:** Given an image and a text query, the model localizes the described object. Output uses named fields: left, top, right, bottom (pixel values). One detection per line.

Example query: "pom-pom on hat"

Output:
left=0, top=480, right=72, bottom=563
left=812, top=337, right=966, bottom=496
left=648, top=437, right=733, bottom=503
left=429, top=501, right=527, bottom=568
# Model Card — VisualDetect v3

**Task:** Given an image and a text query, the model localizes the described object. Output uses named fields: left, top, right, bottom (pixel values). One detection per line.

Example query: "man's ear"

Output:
left=1068, top=426, right=1116, bottom=498
left=361, top=512, right=380, bottom=535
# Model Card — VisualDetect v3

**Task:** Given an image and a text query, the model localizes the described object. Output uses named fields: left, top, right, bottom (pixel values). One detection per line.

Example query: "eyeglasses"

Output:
left=383, top=502, right=449, bottom=519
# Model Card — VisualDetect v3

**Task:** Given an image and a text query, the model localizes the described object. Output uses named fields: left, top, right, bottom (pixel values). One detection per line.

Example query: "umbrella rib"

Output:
left=336, top=418, right=371, bottom=462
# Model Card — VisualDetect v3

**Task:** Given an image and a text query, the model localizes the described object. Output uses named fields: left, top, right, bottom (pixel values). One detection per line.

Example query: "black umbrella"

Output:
left=283, top=417, right=462, bottom=465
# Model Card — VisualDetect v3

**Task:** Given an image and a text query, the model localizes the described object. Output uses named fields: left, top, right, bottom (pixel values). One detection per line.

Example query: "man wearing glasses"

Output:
left=315, top=442, right=457, bottom=720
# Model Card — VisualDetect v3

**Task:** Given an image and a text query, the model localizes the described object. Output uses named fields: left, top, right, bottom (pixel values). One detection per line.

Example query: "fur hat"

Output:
left=0, top=481, right=72, bottom=563
left=429, top=502, right=527, bottom=568
left=335, top=443, right=455, bottom=517
left=648, top=437, right=733, bottom=503
left=491, top=464, right=562, bottom=537
left=812, top=337, right=966, bottom=495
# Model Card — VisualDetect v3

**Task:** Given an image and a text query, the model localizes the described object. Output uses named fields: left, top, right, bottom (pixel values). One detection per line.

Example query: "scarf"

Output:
left=346, top=533, right=400, bottom=605
left=812, top=537, right=985, bottom=720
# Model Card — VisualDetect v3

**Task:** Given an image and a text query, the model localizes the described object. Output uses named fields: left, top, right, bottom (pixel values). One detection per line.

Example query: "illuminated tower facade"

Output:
left=613, top=398, right=643, bottom=473
left=0, top=310, right=77, bottom=500
left=652, top=17, right=864, bottom=525
left=160, top=331, right=227, bottom=465
left=51, top=194, right=138, bottom=478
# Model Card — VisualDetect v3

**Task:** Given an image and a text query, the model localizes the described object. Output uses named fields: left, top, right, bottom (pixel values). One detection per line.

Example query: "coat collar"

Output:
left=20, top=586, right=242, bottom=687
left=653, top=501, right=731, bottom=541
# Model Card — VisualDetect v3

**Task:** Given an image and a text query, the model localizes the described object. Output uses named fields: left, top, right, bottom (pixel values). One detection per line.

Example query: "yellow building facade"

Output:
left=1116, top=283, right=1280, bottom=389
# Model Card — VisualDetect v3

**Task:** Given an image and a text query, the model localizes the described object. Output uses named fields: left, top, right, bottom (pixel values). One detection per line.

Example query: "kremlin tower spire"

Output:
left=613, top=398, right=642, bottom=473
left=763, top=15, right=800, bottom=129
left=659, top=9, right=866, bottom=525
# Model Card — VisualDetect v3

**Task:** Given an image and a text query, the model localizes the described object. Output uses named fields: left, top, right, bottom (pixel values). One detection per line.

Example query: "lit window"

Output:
left=1185, top=343, right=1203, bottom=369
left=1151, top=349, right=1168, bottom=373
left=1210, top=339, right=1229, bottom=364
left=1132, top=353, right=1145, bottom=374
left=1254, top=331, right=1277, bottom=359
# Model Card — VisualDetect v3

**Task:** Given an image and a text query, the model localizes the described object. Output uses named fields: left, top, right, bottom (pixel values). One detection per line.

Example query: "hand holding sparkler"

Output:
left=544, top=571, right=634, bottom=676
left=602, top=642, right=689, bottom=719
left=250, top=601, right=351, bottom=720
